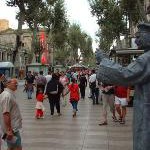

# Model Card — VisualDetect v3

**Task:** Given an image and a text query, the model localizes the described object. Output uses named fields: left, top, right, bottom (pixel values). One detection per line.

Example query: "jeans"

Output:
left=71, top=101, right=78, bottom=112
left=27, top=89, right=32, bottom=99
left=6, top=131, right=22, bottom=149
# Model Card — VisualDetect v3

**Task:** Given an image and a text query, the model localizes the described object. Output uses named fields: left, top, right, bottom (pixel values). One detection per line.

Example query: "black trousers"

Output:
left=80, top=86, right=86, bottom=99
left=48, top=98, right=60, bottom=115
left=91, top=88, right=99, bottom=104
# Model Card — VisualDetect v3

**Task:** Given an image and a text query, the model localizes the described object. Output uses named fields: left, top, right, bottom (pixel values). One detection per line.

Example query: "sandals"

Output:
left=99, top=122, right=108, bottom=126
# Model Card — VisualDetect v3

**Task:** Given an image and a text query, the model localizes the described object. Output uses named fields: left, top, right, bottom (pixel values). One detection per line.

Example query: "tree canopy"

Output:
left=88, top=0, right=147, bottom=52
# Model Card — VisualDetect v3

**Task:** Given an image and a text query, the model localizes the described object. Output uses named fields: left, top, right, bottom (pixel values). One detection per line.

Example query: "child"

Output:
left=35, top=88, right=46, bottom=119
left=115, top=85, right=129, bottom=124
left=64, top=78, right=80, bottom=117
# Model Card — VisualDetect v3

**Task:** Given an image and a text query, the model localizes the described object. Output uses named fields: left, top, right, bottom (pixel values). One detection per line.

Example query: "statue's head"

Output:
left=135, top=23, right=150, bottom=51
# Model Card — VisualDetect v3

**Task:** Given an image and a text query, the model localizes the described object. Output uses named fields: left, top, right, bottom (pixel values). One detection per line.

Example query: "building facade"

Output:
left=0, top=19, right=9, bottom=32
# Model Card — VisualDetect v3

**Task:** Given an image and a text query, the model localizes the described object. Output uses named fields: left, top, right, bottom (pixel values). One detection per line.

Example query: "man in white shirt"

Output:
left=89, top=70, right=96, bottom=83
left=45, top=71, right=52, bottom=83
left=89, top=70, right=98, bottom=104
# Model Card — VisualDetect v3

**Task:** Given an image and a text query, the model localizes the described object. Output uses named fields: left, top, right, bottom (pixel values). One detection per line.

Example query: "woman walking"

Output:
left=64, top=78, right=80, bottom=117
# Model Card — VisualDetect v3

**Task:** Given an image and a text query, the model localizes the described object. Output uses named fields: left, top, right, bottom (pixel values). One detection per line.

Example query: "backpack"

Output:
left=90, top=81, right=96, bottom=89
left=36, top=76, right=46, bottom=85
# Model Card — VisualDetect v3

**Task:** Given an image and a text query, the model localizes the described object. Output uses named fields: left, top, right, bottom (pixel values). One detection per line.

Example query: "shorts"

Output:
left=6, top=131, right=22, bottom=149
left=115, top=96, right=128, bottom=106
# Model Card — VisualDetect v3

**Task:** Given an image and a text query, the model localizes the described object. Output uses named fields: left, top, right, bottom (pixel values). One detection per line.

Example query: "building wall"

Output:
left=0, top=19, right=9, bottom=32
left=0, top=29, right=33, bottom=70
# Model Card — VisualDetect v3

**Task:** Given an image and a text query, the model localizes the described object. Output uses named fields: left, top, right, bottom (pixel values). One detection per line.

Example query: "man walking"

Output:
left=89, top=70, right=99, bottom=104
left=0, top=78, right=22, bottom=150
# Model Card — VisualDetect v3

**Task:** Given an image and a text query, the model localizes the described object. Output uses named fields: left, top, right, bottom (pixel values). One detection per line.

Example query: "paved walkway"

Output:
left=2, top=84, right=133, bottom=150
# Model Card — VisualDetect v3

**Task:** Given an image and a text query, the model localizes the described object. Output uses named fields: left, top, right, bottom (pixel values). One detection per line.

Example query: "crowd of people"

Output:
left=0, top=68, right=133, bottom=150
left=0, top=22, right=149, bottom=150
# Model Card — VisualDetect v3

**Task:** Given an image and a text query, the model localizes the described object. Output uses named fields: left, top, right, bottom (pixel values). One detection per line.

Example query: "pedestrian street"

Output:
left=2, top=82, right=133, bottom=150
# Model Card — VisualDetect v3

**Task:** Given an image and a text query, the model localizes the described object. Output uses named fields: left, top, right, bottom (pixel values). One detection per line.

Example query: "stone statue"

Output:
left=96, top=23, right=150, bottom=150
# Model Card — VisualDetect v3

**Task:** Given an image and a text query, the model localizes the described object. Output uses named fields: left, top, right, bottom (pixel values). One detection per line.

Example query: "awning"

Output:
left=70, top=63, right=87, bottom=68
left=0, top=62, right=14, bottom=68
left=110, top=49, right=144, bottom=56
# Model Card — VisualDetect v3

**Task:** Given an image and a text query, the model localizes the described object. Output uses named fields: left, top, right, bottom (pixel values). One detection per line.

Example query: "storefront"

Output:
left=0, top=61, right=14, bottom=78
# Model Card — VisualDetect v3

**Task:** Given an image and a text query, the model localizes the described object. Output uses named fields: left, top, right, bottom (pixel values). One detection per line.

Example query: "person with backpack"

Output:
left=89, top=70, right=98, bottom=104
left=45, top=73, right=64, bottom=116
left=35, top=71, right=47, bottom=94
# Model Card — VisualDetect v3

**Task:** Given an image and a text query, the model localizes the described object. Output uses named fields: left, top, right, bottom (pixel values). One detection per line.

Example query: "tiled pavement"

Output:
left=2, top=83, right=133, bottom=150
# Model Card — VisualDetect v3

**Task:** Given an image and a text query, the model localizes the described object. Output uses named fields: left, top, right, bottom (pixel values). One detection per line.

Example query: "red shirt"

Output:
left=68, top=83, right=79, bottom=101
left=36, top=93, right=44, bottom=102
left=115, top=86, right=128, bottom=98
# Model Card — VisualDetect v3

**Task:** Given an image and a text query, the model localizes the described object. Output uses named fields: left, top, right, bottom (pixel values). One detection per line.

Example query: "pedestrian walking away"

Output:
left=89, top=70, right=98, bottom=104
left=114, top=86, right=129, bottom=124
left=45, top=73, right=64, bottom=116
left=78, top=73, right=87, bottom=100
left=64, top=78, right=80, bottom=117
left=99, top=83, right=117, bottom=125
left=35, top=71, right=47, bottom=94
left=24, top=71, right=35, bottom=99
left=0, top=78, right=22, bottom=150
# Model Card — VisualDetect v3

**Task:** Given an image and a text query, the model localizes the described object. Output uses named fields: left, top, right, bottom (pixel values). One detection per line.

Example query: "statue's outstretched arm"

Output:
left=96, top=52, right=150, bottom=86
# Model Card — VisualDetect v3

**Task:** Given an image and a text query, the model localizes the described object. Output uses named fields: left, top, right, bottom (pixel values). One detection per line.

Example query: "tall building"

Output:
left=0, top=19, right=9, bottom=32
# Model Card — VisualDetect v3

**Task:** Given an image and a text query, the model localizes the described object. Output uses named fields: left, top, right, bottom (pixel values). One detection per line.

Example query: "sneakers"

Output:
left=112, top=116, right=118, bottom=122
left=120, top=119, right=125, bottom=124
left=58, top=113, right=62, bottom=116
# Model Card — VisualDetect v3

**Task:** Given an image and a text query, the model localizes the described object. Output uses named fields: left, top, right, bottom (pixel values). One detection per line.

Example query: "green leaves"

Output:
left=89, top=0, right=126, bottom=51
left=89, top=0, right=146, bottom=52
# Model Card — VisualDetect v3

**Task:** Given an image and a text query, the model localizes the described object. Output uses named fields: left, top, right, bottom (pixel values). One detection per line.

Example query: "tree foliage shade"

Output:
left=89, top=0, right=147, bottom=52
left=5, top=0, right=94, bottom=66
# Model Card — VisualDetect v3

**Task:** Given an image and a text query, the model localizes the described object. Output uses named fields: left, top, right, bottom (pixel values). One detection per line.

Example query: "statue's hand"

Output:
left=95, top=49, right=106, bottom=64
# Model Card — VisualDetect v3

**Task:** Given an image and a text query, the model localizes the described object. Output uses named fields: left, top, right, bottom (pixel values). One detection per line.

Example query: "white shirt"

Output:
left=45, top=74, right=52, bottom=83
left=89, top=73, right=96, bottom=83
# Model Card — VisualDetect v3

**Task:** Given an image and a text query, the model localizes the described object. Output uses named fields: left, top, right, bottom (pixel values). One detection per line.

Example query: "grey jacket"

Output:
left=96, top=50, right=150, bottom=150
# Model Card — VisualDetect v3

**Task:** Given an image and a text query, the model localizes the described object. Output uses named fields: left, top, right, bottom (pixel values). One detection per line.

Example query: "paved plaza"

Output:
left=2, top=82, right=133, bottom=150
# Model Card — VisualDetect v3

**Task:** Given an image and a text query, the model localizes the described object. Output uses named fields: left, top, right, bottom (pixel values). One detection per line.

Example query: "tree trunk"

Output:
left=137, top=0, right=148, bottom=22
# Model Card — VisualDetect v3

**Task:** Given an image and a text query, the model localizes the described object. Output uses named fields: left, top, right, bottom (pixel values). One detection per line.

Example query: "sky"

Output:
left=0, top=0, right=99, bottom=50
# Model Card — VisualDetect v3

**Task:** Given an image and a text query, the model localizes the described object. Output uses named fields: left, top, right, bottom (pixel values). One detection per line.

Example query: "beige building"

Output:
left=0, top=29, right=32, bottom=65
left=0, top=28, right=33, bottom=79
left=0, top=19, right=9, bottom=32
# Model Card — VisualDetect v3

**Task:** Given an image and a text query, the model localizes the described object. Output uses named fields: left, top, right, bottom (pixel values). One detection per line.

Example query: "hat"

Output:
left=137, top=23, right=150, bottom=32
